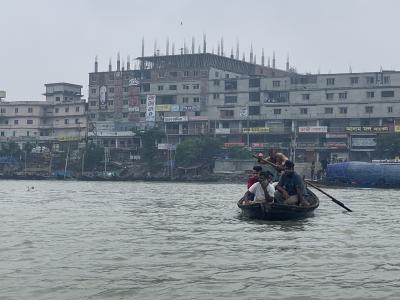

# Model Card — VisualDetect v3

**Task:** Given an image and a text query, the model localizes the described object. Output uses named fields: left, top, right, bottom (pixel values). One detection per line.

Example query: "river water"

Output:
left=0, top=180, right=399, bottom=300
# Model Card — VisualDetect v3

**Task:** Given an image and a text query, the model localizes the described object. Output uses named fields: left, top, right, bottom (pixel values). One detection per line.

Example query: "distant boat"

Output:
left=237, top=188, right=319, bottom=220
left=324, top=161, right=400, bottom=188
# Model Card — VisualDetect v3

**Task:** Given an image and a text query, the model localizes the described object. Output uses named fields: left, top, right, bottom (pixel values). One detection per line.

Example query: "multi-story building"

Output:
left=0, top=83, right=87, bottom=144
left=88, top=53, right=400, bottom=162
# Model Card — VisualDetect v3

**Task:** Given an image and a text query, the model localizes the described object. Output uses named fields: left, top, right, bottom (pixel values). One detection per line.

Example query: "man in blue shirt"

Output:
left=275, top=160, right=309, bottom=206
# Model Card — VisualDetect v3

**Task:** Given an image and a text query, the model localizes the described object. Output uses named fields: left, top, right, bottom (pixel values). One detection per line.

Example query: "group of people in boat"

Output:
left=243, top=149, right=310, bottom=207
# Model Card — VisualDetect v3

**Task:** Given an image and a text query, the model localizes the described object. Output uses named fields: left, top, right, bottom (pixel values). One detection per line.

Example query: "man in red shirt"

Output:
left=247, top=165, right=262, bottom=189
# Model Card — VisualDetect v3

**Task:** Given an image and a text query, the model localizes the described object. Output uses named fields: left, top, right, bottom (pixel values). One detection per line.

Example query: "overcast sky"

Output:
left=1, top=0, right=399, bottom=100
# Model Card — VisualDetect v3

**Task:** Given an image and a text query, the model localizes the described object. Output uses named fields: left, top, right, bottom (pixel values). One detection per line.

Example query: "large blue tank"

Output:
left=326, top=162, right=400, bottom=187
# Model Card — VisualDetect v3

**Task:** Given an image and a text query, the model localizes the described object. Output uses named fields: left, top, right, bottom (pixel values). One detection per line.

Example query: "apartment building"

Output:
left=0, top=83, right=87, bottom=144
left=88, top=53, right=400, bottom=162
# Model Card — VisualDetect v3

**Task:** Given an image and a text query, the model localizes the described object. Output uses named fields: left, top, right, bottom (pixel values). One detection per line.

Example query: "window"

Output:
left=75, top=106, right=80, bottom=112
left=180, top=112, right=186, bottom=116
left=55, top=107, right=59, bottom=113
left=383, top=76, right=390, bottom=84
left=213, top=93, right=220, bottom=99
left=15, top=108, right=18, bottom=113
left=249, top=92, right=260, bottom=102
left=192, top=84, right=200, bottom=89
left=273, top=108, right=281, bottom=115
left=0, top=132, right=4, bottom=136
left=90, top=113, right=96, bottom=118
left=123, top=100, right=128, bottom=105
left=122, top=112, right=128, bottom=118
left=91, top=88, right=96, bottom=94
left=182, top=84, right=189, bottom=90
left=224, top=95, right=237, bottom=104
left=56, top=96, right=60, bottom=101
left=339, top=92, right=347, bottom=99
left=365, top=106, right=373, bottom=113
left=300, top=108, right=308, bottom=114
left=326, top=93, right=334, bottom=100
left=13, top=131, right=16, bottom=137
left=248, top=106, right=260, bottom=115
left=366, top=91, right=375, bottom=98
left=339, top=107, right=347, bottom=114
left=302, top=94, right=310, bottom=100
left=350, top=77, right=359, bottom=85
left=325, top=107, right=333, bottom=114
left=272, top=80, right=280, bottom=87
left=140, top=112, right=146, bottom=117
left=381, top=91, right=394, bottom=97
left=169, top=85, right=177, bottom=90
left=225, top=80, right=237, bottom=90
left=193, top=97, right=200, bottom=103
left=193, top=71, right=199, bottom=76
left=109, top=87, right=114, bottom=93
left=90, top=101, right=97, bottom=106
left=65, top=107, right=69, bottom=113
left=388, top=106, right=393, bottom=113
left=225, top=74, right=230, bottom=78
left=14, top=120, right=19, bottom=124
left=183, top=71, right=189, bottom=77
left=220, top=110, right=234, bottom=118
left=28, top=107, right=33, bottom=113
left=123, top=87, right=128, bottom=92
left=249, top=78, right=260, bottom=88
left=140, top=98, right=146, bottom=105
left=213, top=80, right=220, bottom=86
left=366, top=76, right=374, bottom=84
left=0, top=108, right=5, bottom=113
left=182, top=97, right=189, bottom=103
left=64, top=97, right=68, bottom=101
left=158, top=85, right=164, bottom=91
left=64, top=119, right=69, bottom=124
left=75, top=118, right=80, bottom=124
left=195, top=111, right=200, bottom=116
left=27, top=131, right=30, bottom=137
left=27, top=120, right=33, bottom=124
left=215, top=71, right=219, bottom=77
left=169, top=71, right=177, bottom=78
left=326, top=78, right=335, bottom=85
left=108, top=101, right=114, bottom=106
left=141, top=84, right=150, bottom=92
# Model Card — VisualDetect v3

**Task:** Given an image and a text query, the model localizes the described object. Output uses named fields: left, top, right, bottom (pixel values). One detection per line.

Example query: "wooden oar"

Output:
left=305, top=179, right=352, bottom=212
left=251, top=154, right=283, bottom=171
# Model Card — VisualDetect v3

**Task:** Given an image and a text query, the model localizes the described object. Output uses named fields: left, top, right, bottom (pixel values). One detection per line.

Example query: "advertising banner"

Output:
left=351, top=137, right=376, bottom=147
left=242, top=127, right=270, bottom=134
left=395, top=125, right=400, bottom=133
left=239, top=107, right=248, bottom=119
left=145, top=95, right=156, bottom=122
left=156, top=105, right=171, bottom=112
left=99, top=85, right=107, bottom=110
left=346, top=126, right=389, bottom=133
left=164, top=116, right=188, bottom=122
left=215, top=128, right=231, bottom=134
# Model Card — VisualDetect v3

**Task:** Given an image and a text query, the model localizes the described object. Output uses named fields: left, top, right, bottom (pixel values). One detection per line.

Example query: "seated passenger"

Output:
left=244, top=171, right=275, bottom=203
left=247, top=165, right=262, bottom=189
left=275, top=160, right=310, bottom=206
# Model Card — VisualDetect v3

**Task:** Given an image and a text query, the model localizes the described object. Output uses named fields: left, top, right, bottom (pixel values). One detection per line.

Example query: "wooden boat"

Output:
left=237, top=188, right=319, bottom=220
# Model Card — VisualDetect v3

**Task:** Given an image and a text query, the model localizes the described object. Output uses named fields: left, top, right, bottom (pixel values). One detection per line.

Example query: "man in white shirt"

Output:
left=245, top=171, right=275, bottom=203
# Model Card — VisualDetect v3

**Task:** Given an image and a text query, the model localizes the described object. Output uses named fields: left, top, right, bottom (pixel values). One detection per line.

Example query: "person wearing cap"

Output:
left=243, top=171, right=275, bottom=203
left=275, top=160, right=309, bottom=206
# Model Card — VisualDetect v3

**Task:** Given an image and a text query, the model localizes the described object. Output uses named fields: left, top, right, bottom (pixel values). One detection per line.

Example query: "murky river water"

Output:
left=1, top=180, right=400, bottom=299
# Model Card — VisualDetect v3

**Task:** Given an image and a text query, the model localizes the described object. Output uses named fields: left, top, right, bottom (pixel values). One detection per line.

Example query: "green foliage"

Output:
left=137, top=127, right=165, bottom=171
left=175, top=137, right=222, bottom=167
left=0, top=141, right=22, bottom=158
left=84, top=142, right=104, bottom=170
left=224, top=146, right=252, bottom=159
left=374, top=133, right=400, bottom=159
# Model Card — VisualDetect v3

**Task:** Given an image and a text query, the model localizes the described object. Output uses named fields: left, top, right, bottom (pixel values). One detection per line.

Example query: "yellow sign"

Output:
left=395, top=125, right=400, bottom=133
left=156, top=105, right=171, bottom=112
left=58, top=136, right=81, bottom=142
left=242, top=127, right=270, bottom=134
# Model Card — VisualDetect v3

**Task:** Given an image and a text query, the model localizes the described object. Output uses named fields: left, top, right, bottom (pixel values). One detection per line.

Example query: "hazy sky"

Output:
left=1, top=0, right=399, bottom=100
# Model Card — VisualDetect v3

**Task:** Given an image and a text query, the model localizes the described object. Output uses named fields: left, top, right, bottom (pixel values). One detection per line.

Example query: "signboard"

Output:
left=224, top=142, right=245, bottom=148
left=346, top=126, right=389, bottom=133
left=251, top=143, right=266, bottom=149
left=351, top=137, right=376, bottom=147
left=239, top=107, right=248, bottom=118
left=395, top=125, right=400, bottom=132
left=145, top=95, right=156, bottom=122
left=128, top=107, right=140, bottom=112
left=164, top=116, right=188, bottom=122
left=215, top=128, right=231, bottom=134
left=181, top=105, right=200, bottom=112
left=325, top=142, right=348, bottom=149
left=128, top=78, right=140, bottom=86
left=242, top=127, right=270, bottom=134
left=157, top=143, right=176, bottom=150
left=326, top=133, right=347, bottom=139
left=171, top=105, right=180, bottom=112
left=156, top=104, right=171, bottom=112
left=298, top=126, right=327, bottom=133
left=189, top=116, right=208, bottom=121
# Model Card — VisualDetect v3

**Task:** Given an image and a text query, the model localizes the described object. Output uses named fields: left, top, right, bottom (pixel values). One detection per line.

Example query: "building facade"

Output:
left=0, top=83, right=87, bottom=144
left=88, top=53, right=400, bottom=162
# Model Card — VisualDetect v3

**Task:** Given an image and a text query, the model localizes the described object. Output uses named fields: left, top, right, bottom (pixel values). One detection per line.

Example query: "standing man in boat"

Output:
left=275, top=160, right=309, bottom=206
left=258, top=148, right=288, bottom=172
left=244, top=171, right=275, bottom=203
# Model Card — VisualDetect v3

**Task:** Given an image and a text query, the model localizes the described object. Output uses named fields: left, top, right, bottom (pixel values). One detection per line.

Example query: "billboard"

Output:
left=298, top=126, right=327, bottom=133
left=145, top=95, right=156, bottom=122
left=164, top=116, right=188, bottom=122
left=242, top=127, right=270, bottom=134
left=346, top=126, right=389, bottom=133
left=99, top=86, right=107, bottom=110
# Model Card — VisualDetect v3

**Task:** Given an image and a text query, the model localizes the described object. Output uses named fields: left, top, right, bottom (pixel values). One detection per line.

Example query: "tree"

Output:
left=175, top=136, right=222, bottom=168
left=0, top=141, right=22, bottom=158
left=137, top=127, right=165, bottom=171
left=224, top=146, right=252, bottom=159
left=84, top=142, right=104, bottom=171
left=374, top=133, right=400, bottom=159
